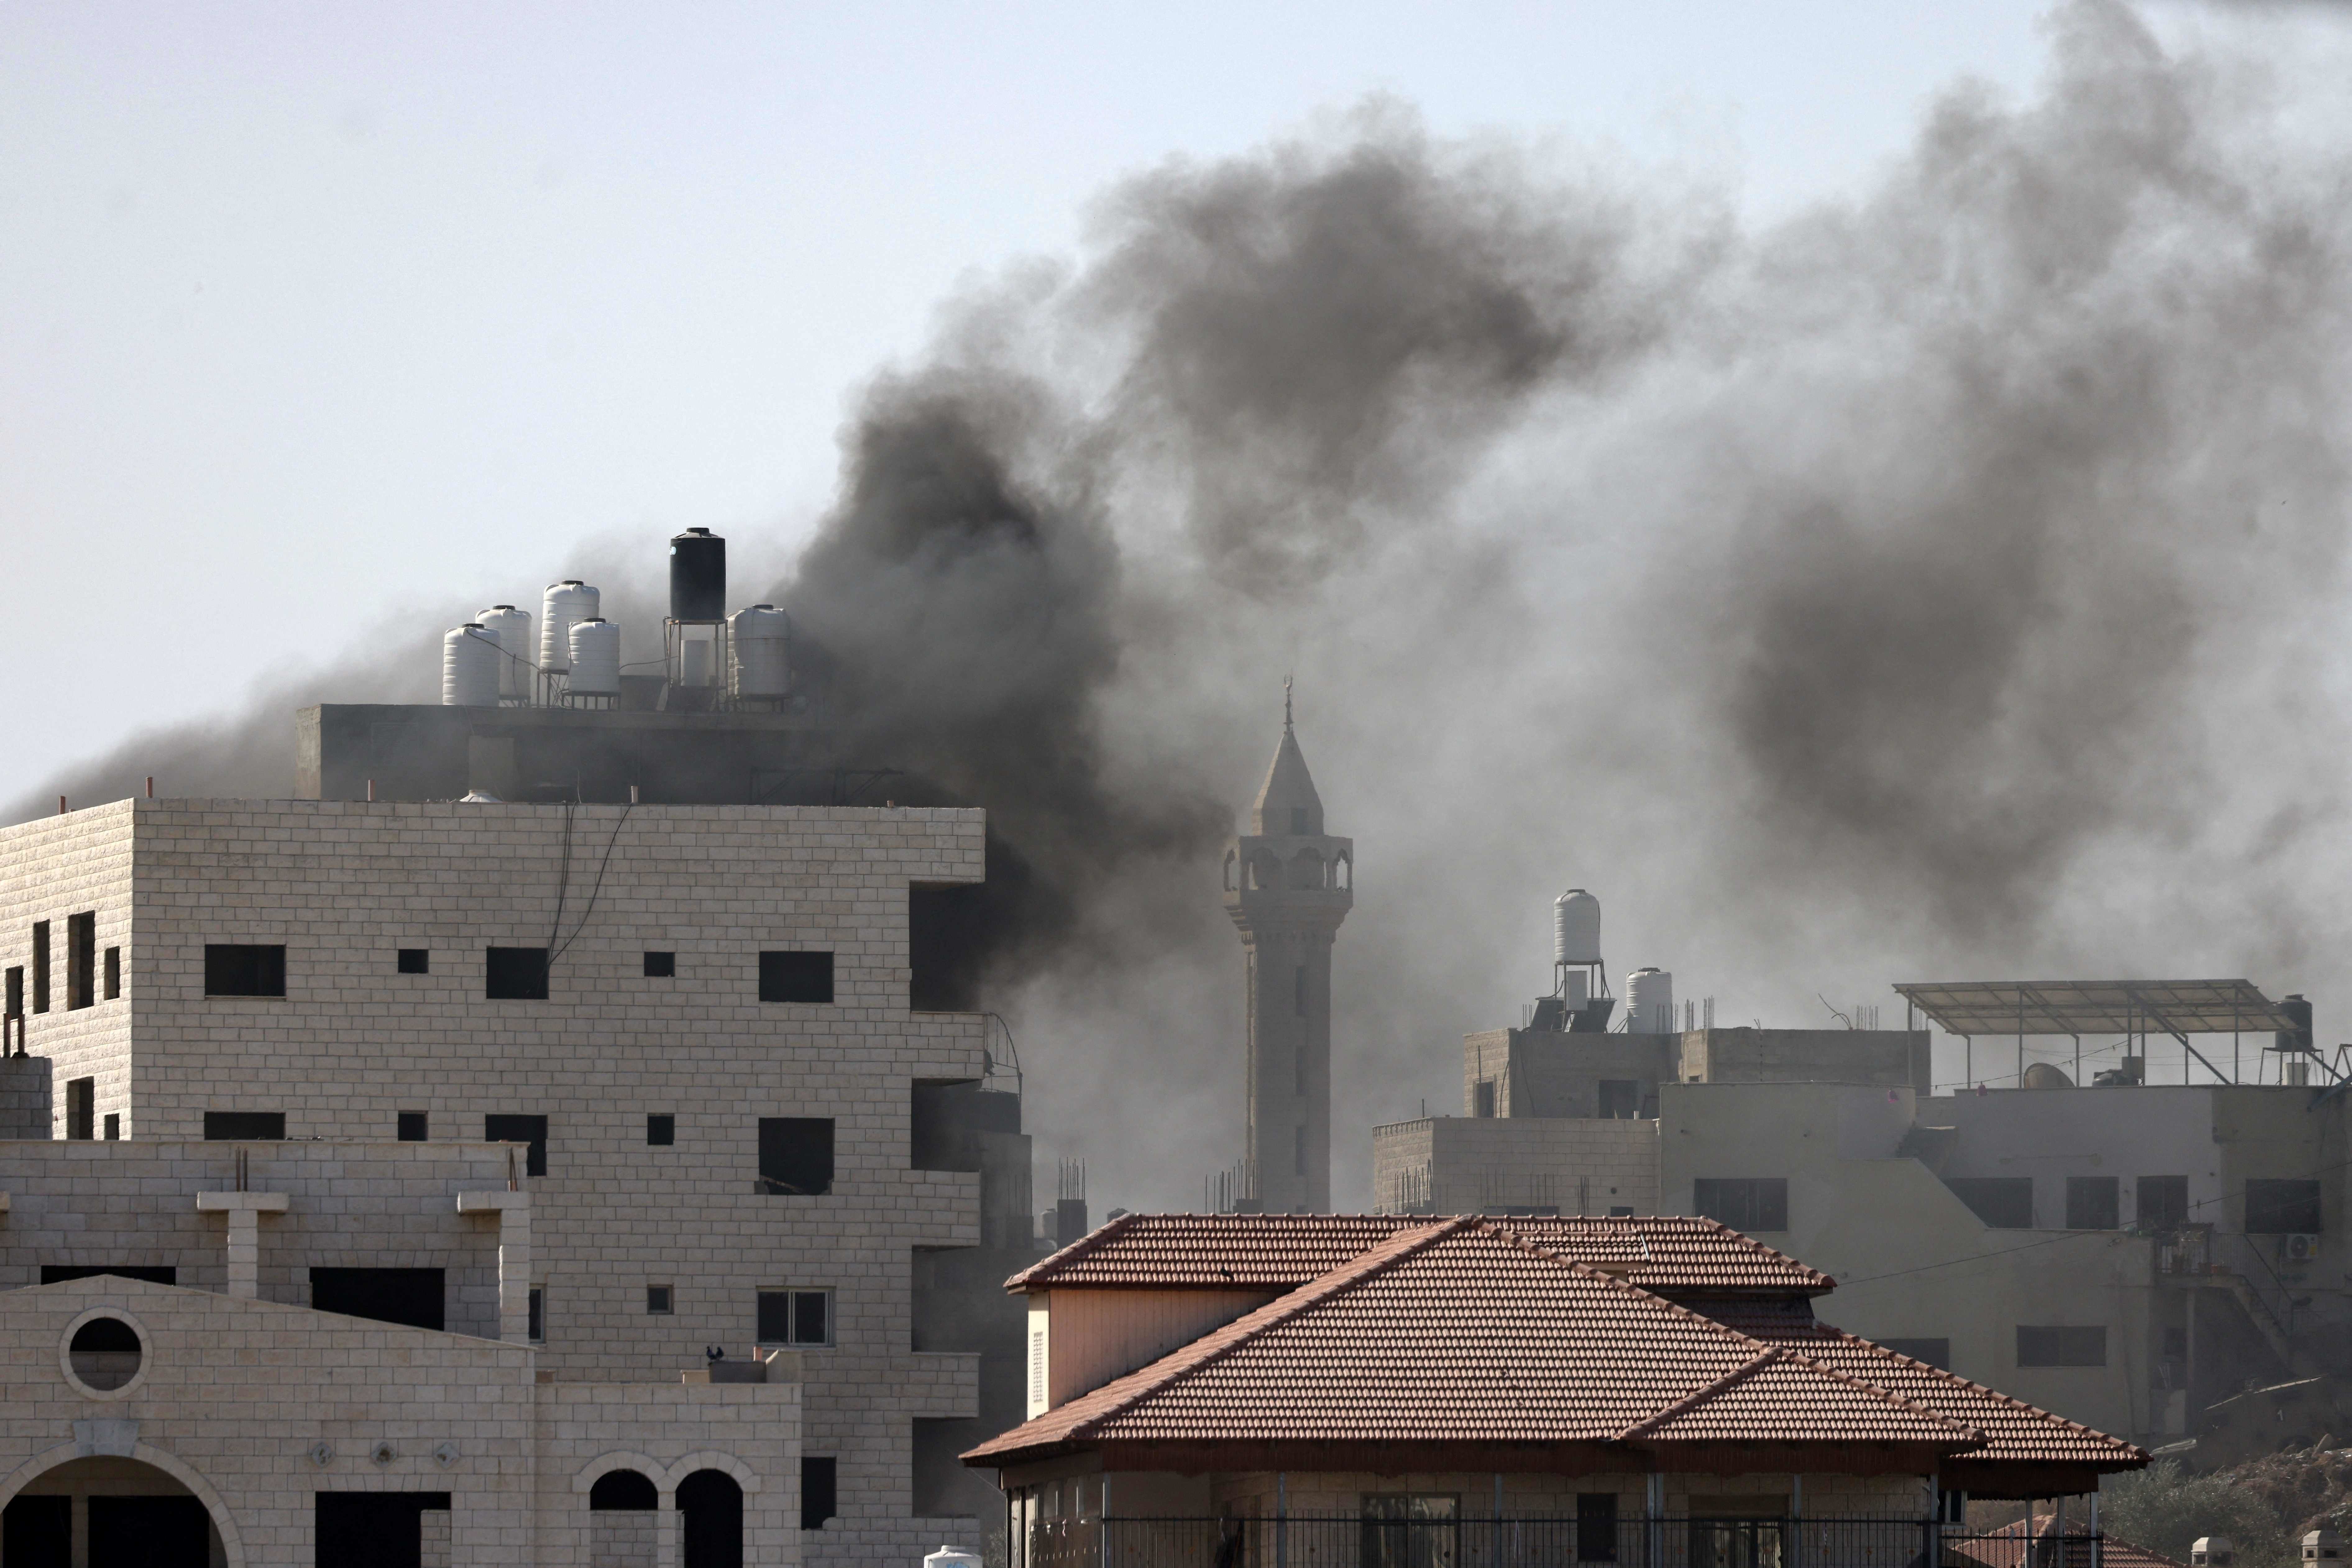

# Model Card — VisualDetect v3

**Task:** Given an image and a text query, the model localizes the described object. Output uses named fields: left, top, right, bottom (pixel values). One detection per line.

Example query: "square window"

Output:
left=2017, top=1325, right=2106, bottom=1366
left=2138, top=1175, right=2190, bottom=1230
left=485, top=1114, right=548, bottom=1177
left=643, top=951, right=676, bottom=978
left=647, top=1284, right=673, bottom=1315
left=1693, top=1177, right=1788, bottom=1232
left=758, top=1288, right=833, bottom=1346
left=647, top=1114, right=675, bottom=1147
left=2247, top=1179, right=2323, bottom=1236
left=397, top=949, right=429, bottom=974
left=759, top=950, right=833, bottom=1004
left=102, top=1113, right=119, bottom=1141
left=485, top=947, right=549, bottom=1000
left=204, top=943, right=285, bottom=997
left=397, top=1112, right=428, bottom=1142
left=203, top=1111, right=285, bottom=1140
left=757, top=1117, right=833, bottom=1195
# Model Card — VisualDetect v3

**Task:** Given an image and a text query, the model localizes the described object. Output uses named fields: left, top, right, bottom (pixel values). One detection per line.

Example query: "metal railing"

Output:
left=1016, top=1515, right=1965, bottom=1568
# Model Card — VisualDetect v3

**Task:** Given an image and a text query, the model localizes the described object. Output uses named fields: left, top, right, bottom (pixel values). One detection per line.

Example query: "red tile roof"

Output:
left=1952, top=1519, right=2185, bottom=1568
left=1006, top=1212, right=1833, bottom=1295
left=969, top=1219, right=1988, bottom=1461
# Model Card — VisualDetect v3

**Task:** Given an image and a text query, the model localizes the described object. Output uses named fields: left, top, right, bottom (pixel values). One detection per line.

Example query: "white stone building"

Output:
left=0, top=796, right=1004, bottom=1565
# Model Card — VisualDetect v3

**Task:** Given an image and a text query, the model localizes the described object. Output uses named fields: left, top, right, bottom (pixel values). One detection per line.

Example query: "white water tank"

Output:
left=731, top=604, right=791, bottom=699
left=442, top=624, right=500, bottom=707
left=539, top=580, right=598, bottom=673
left=679, top=635, right=713, bottom=687
left=1555, top=889, right=1601, bottom=967
left=476, top=605, right=531, bottom=699
left=568, top=617, right=621, bottom=696
left=1626, top=967, right=1674, bottom=1033
left=924, top=1548, right=983, bottom=1568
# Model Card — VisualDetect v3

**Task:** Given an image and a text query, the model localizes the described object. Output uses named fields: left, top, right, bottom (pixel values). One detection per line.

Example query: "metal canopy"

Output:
left=1891, top=979, right=2297, bottom=1043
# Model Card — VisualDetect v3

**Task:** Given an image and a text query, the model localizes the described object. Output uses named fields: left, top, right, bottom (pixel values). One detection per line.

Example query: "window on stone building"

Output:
left=103, top=1113, right=118, bottom=1140
left=759, top=1288, right=832, bottom=1346
left=2137, top=1175, right=2190, bottom=1230
left=758, top=950, right=833, bottom=1003
left=1881, top=1338, right=1951, bottom=1368
left=643, top=951, right=675, bottom=977
left=65, top=1078, right=94, bottom=1140
left=528, top=1287, right=544, bottom=1342
left=397, top=1112, right=428, bottom=1141
left=204, top=943, right=285, bottom=997
left=204, top=1111, right=285, bottom=1140
left=590, top=1470, right=657, bottom=1510
left=647, top=1114, right=675, bottom=1146
left=484, top=946, right=548, bottom=1000
left=485, top=1114, right=548, bottom=1176
left=311, top=1267, right=446, bottom=1332
left=1577, top=1493, right=1619, bottom=1562
left=800, top=1457, right=837, bottom=1530
left=66, top=913, right=94, bottom=1009
left=2066, top=1176, right=2119, bottom=1230
left=315, top=1494, right=454, bottom=1564
left=32, top=920, right=50, bottom=1012
left=1473, top=1081, right=1496, bottom=1118
left=103, top=946, right=119, bottom=1000
left=2016, top=1325, right=2106, bottom=1366
left=1946, top=1176, right=2034, bottom=1229
left=1598, top=1080, right=1641, bottom=1119
left=2247, top=1179, right=2323, bottom=1235
left=397, top=948, right=429, bottom=974
left=1694, top=1178, right=1788, bottom=1232
left=5, top=964, right=21, bottom=1017
left=647, top=1284, right=674, bottom=1315
left=756, top=1117, right=832, bottom=1195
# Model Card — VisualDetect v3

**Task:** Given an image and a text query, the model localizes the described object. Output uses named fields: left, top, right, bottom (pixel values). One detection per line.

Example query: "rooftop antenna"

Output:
left=1283, top=674, right=1294, bottom=731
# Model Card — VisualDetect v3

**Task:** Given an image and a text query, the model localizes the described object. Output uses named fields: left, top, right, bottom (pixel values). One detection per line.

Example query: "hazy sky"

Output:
left=0, top=2, right=2134, bottom=800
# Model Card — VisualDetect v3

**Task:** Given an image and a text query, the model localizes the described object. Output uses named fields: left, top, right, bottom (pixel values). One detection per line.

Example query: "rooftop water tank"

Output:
left=540, top=580, right=598, bottom=674
left=1626, top=966, right=1674, bottom=1033
left=441, top=624, right=500, bottom=708
left=670, top=528, right=726, bottom=621
left=1555, top=889, right=1601, bottom=967
left=731, top=604, right=791, bottom=699
left=925, top=1547, right=983, bottom=1568
left=568, top=617, right=621, bottom=697
left=476, top=605, right=531, bottom=699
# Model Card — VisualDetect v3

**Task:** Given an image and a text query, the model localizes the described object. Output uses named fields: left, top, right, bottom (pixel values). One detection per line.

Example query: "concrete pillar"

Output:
left=194, top=1191, right=289, bottom=1298
left=658, top=1490, right=679, bottom=1568
left=456, top=1191, right=532, bottom=1343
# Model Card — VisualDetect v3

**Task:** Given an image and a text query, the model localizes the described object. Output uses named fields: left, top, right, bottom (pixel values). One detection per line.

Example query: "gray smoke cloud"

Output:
left=19, top=2, right=2352, bottom=1209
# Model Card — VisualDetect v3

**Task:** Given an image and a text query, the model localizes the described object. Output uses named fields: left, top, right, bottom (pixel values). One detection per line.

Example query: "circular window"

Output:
left=67, top=1316, right=143, bottom=1392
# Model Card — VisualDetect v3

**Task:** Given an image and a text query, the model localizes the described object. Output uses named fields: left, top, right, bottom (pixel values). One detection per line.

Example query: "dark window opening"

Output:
left=1881, top=1338, right=1952, bottom=1367
left=102, top=1113, right=118, bottom=1140
left=647, top=1113, right=675, bottom=1147
left=1473, top=1080, right=1496, bottom=1118
left=397, top=1111, right=428, bottom=1141
left=759, top=950, right=833, bottom=1004
left=2066, top=1176, right=2119, bottom=1230
left=65, top=1078, right=93, bottom=1141
left=3, top=1494, right=70, bottom=1564
left=485, top=1114, right=548, bottom=1177
left=42, top=1265, right=176, bottom=1285
left=5, top=964, right=21, bottom=1018
left=311, top=1267, right=445, bottom=1331
left=680, top=1469, right=744, bottom=1564
left=590, top=1470, right=658, bottom=1510
left=758, top=1289, right=832, bottom=1346
left=528, top=1287, right=544, bottom=1342
left=647, top=1284, right=673, bottom=1315
left=1577, top=1493, right=1619, bottom=1563
left=314, top=1494, right=452, bottom=1567
left=1294, top=964, right=1307, bottom=1016
left=1598, top=1080, right=1642, bottom=1119
left=2138, top=1175, right=2190, bottom=1230
left=757, top=1117, right=833, bottom=1195
left=1947, top=1176, right=2035, bottom=1229
left=909, top=884, right=983, bottom=1012
left=397, top=948, right=429, bottom=974
left=2017, top=1325, right=2106, bottom=1366
left=1694, top=1177, right=1789, bottom=1232
left=32, top=920, right=50, bottom=1012
left=102, top=945, right=119, bottom=1000
left=485, top=946, right=549, bottom=1000
left=643, top=951, right=676, bottom=977
left=203, top=1111, right=284, bottom=1141
left=800, top=1457, right=837, bottom=1530
left=92, top=1496, right=208, bottom=1560
left=204, top=943, right=285, bottom=997
left=65, top=912, right=94, bottom=1010
left=2247, top=1179, right=2323, bottom=1235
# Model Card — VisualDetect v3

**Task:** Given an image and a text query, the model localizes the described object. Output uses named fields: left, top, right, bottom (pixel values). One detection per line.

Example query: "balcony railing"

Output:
left=1012, top=1515, right=2041, bottom=1568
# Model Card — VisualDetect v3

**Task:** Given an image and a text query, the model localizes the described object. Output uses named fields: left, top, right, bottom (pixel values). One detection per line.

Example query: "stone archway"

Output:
left=0, top=1453, right=226, bottom=1568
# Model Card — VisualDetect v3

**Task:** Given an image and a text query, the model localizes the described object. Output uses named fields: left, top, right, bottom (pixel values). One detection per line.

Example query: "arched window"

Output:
left=1222, top=850, right=1237, bottom=893
left=1288, top=850, right=1323, bottom=890
left=1335, top=854, right=1351, bottom=891
left=678, top=1469, right=744, bottom=1568
left=590, top=1469, right=658, bottom=1510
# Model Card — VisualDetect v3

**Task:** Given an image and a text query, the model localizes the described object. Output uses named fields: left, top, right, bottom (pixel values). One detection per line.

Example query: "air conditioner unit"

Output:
left=2284, top=1233, right=2322, bottom=1263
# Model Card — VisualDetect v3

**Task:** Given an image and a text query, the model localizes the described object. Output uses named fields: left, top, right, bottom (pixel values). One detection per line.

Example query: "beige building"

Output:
left=0, top=795, right=1013, bottom=1565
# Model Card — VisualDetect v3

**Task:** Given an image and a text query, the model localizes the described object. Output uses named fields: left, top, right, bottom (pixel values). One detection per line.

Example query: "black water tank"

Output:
left=669, top=528, right=726, bottom=621
left=2279, top=993, right=2314, bottom=1055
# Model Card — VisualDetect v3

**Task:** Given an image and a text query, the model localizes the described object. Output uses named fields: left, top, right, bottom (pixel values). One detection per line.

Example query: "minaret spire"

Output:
left=1223, top=694, right=1352, bottom=1213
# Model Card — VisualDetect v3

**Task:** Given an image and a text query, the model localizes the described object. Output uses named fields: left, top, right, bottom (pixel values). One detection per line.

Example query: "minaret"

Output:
left=1223, top=682, right=1353, bottom=1213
